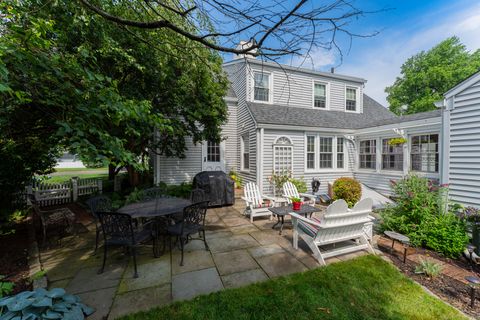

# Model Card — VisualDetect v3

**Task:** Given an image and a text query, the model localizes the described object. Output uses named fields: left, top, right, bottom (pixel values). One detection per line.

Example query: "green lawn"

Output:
left=43, top=173, right=108, bottom=184
left=119, top=255, right=466, bottom=320
left=53, top=167, right=108, bottom=173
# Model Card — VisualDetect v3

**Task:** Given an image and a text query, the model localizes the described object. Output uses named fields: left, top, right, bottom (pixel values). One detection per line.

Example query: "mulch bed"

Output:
left=0, top=202, right=90, bottom=296
left=378, top=242, right=480, bottom=318
left=0, top=221, right=32, bottom=295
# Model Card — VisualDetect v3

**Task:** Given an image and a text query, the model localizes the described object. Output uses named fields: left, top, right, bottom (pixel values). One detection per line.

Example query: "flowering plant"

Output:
left=460, top=206, right=480, bottom=224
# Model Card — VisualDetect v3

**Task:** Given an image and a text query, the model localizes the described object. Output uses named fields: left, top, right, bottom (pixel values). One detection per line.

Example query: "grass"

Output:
left=118, top=255, right=466, bottom=320
left=44, top=173, right=108, bottom=184
left=53, top=167, right=108, bottom=173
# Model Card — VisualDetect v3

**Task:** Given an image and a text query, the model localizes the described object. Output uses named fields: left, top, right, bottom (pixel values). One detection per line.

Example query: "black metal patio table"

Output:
left=118, top=197, right=192, bottom=256
left=268, top=204, right=321, bottom=235
left=117, top=197, right=191, bottom=219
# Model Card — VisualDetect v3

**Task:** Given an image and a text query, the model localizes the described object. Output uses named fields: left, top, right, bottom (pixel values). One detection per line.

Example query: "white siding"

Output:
left=158, top=137, right=202, bottom=184
left=224, top=62, right=257, bottom=184
left=157, top=101, right=238, bottom=184
left=224, top=100, right=238, bottom=172
left=354, top=123, right=441, bottom=196
left=261, top=129, right=355, bottom=195
left=245, top=63, right=364, bottom=113
left=449, top=79, right=480, bottom=208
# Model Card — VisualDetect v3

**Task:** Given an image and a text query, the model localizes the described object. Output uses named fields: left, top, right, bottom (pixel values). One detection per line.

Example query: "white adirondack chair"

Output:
left=282, top=181, right=316, bottom=205
left=242, top=182, right=275, bottom=223
left=290, top=198, right=375, bottom=265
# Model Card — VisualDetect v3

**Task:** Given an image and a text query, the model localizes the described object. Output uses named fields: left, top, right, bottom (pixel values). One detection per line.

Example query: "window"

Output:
left=274, top=137, right=293, bottom=173
left=306, top=136, right=315, bottom=169
left=241, top=134, right=250, bottom=170
left=314, top=83, right=327, bottom=108
left=337, top=138, right=344, bottom=169
left=382, top=139, right=403, bottom=171
left=207, top=141, right=220, bottom=162
left=359, top=140, right=376, bottom=169
left=346, top=87, right=357, bottom=111
left=253, top=72, right=270, bottom=102
left=319, top=137, right=333, bottom=168
left=411, top=134, right=439, bottom=173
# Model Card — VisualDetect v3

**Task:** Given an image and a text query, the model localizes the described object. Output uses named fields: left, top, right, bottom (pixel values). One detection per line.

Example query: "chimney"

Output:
left=233, top=40, right=257, bottom=60
left=330, top=67, right=335, bottom=73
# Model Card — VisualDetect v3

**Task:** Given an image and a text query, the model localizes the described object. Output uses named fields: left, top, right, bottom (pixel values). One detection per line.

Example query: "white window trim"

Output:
left=345, top=85, right=360, bottom=113
left=380, top=137, right=404, bottom=172
left=409, top=132, right=440, bottom=174
left=358, top=138, right=377, bottom=171
left=304, top=134, right=349, bottom=173
left=273, top=136, right=293, bottom=174
left=304, top=134, right=316, bottom=171
left=312, top=80, right=330, bottom=110
left=240, top=133, right=250, bottom=172
left=251, top=69, right=273, bottom=104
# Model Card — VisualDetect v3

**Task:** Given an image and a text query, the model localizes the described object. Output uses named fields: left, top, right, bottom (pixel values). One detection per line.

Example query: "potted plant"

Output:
left=387, top=137, right=407, bottom=146
left=291, top=196, right=302, bottom=211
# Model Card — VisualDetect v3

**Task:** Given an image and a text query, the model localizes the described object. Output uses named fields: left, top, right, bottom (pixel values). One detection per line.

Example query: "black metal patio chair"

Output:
left=28, top=194, right=75, bottom=247
left=96, top=211, right=159, bottom=278
left=167, top=201, right=209, bottom=266
left=86, top=195, right=113, bottom=252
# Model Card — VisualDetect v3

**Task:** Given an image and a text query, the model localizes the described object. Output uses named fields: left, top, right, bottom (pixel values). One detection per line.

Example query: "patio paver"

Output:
left=255, top=252, right=308, bottom=278
left=207, top=234, right=259, bottom=253
left=118, top=256, right=171, bottom=293
left=77, top=287, right=117, bottom=320
left=37, top=199, right=376, bottom=319
left=213, top=249, right=259, bottom=275
left=172, top=267, right=224, bottom=301
left=109, top=284, right=171, bottom=319
left=171, top=250, right=215, bottom=275
left=221, top=269, right=269, bottom=289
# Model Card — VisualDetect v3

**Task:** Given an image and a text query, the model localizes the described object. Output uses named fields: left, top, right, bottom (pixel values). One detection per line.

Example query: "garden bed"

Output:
left=0, top=221, right=32, bottom=295
left=378, top=240, right=480, bottom=319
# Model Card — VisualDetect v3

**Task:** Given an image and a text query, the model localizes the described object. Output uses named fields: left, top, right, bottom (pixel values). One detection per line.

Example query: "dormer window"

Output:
left=346, top=87, right=357, bottom=112
left=314, top=83, right=327, bottom=108
left=253, top=71, right=271, bottom=102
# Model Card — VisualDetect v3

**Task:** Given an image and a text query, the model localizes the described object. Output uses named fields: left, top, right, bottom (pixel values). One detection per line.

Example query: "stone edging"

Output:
left=26, top=212, right=48, bottom=289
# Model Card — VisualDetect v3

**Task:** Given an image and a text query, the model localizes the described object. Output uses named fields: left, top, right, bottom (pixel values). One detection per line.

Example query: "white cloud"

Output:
left=291, top=47, right=337, bottom=69
left=334, top=2, right=480, bottom=107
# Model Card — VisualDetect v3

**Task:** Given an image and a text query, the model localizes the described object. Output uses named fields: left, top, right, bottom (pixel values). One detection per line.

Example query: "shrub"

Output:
left=229, top=170, right=243, bottom=188
left=381, top=175, right=468, bottom=258
left=332, top=177, right=361, bottom=207
left=415, top=259, right=443, bottom=278
left=289, top=178, right=307, bottom=193
left=0, top=288, right=94, bottom=319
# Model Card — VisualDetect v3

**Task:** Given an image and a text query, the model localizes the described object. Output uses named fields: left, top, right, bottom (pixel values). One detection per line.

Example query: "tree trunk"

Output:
left=127, top=165, right=140, bottom=187
left=108, top=164, right=116, bottom=180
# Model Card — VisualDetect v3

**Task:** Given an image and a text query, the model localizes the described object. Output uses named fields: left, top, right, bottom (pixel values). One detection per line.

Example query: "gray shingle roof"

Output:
left=246, top=95, right=440, bottom=129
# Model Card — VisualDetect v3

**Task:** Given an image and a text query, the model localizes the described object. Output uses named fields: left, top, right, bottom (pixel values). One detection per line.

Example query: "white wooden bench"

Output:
left=242, top=182, right=275, bottom=223
left=290, top=198, right=375, bottom=265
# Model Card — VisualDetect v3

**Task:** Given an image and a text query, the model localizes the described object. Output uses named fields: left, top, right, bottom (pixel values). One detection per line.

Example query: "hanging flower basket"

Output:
left=388, top=137, right=407, bottom=146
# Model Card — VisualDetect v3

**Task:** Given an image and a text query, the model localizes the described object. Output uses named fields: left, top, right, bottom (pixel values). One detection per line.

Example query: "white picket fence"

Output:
left=27, top=177, right=103, bottom=207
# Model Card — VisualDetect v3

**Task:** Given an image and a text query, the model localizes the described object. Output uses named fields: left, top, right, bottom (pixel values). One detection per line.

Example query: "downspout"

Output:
left=257, top=128, right=264, bottom=192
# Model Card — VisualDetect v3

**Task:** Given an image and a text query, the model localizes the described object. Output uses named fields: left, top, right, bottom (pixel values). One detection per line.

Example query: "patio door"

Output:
left=202, top=140, right=225, bottom=172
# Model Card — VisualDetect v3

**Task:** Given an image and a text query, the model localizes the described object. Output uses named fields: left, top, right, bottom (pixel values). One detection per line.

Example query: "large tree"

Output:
left=386, top=37, right=480, bottom=115
left=0, top=0, right=227, bottom=207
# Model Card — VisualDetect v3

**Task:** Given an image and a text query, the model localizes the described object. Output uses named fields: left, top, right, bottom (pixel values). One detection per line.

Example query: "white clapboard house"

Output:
left=152, top=54, right=480, bottom=209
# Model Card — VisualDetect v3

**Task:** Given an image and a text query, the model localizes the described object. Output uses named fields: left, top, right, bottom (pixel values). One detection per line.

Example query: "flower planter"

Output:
left=292, top=202, right=302, bottom=211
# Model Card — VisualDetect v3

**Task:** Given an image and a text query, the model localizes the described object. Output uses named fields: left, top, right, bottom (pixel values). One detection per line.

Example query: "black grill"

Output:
left=192, top=171, right=235, bottom=207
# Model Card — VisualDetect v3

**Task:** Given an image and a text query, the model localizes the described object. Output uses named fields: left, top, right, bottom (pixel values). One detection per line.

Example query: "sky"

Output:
left=286, top=0, right=480, bottom=107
